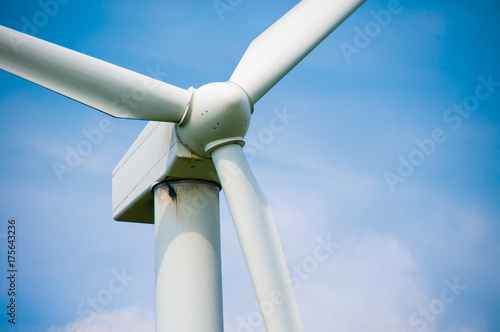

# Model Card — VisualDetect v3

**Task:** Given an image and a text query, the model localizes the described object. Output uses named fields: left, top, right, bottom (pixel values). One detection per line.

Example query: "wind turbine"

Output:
left=0, top=0, right=366, bottom=331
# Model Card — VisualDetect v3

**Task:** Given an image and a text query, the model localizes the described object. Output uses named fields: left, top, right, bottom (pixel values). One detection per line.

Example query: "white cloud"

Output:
left=47, top=306, right=154, bottom=332
left=223, top=232, right=427, bottom=332
left=298, top=233, right=427, bottom=332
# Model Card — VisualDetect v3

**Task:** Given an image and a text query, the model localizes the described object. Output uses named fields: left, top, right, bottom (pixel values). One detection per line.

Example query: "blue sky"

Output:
left=0, top=0, right=499, bottom=331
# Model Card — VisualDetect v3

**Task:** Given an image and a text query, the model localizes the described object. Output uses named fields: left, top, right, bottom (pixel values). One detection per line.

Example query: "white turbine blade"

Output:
left=211, top=143, right=303, bottom=332
left=0, top=25, right=190, bottom=122
left=230, top=0, right=366, bottom=104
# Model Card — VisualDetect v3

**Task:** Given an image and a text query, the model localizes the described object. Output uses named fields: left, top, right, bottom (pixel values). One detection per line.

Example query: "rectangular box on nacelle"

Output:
left=112, top=121, right=219, bottom=223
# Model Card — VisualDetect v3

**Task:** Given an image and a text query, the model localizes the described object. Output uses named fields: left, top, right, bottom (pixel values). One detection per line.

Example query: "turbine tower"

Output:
left=0, top=1, right=366, bottom=331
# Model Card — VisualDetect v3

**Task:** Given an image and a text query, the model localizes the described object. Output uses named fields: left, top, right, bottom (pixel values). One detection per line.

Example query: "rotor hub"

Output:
left=176, top=82, right=253, bottom=158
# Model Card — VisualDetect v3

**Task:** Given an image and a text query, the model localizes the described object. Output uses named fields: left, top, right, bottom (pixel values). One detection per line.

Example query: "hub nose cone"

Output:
left=176, top=82, right=253, bottom=158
